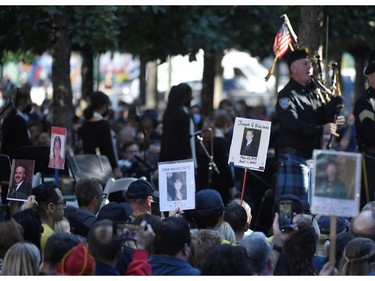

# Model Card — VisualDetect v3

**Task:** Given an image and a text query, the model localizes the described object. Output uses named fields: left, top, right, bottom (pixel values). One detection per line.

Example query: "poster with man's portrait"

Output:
left=48, top=127, right=67, bottom=170
left=158, top=159, right=195, bottom=212
left=7, top=159, right=35, bottom=201
left=228, top=117, right=271, bottom=171
left=311, top=149, right=361, bottom=218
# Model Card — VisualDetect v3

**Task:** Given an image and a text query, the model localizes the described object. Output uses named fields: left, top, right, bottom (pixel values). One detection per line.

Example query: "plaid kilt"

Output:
left=276, top=153, right=310, bottom=201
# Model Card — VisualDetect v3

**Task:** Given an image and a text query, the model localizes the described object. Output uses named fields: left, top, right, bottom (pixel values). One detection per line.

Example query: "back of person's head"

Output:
left=96, top=201, right=133, bottom=222
left=152, top=217, right=191, bottom=256
left=190, top=229, right=222, bottom=269
left=32, top=183, right=59, bottom=216
left=2, top=241, right=41, bottom=275
left=0, top=218, right=24, bottom=259
left=188, top=189, right=225, bottom=229
left=200, top=244, right=254, bottom=275
left=83, top=91, right=110, bottom=120
left=165, top=83, right=192, bottom=113
left=42, top=232, right=82, bottom=273
left=283, top=214, right=319, bottom=275
left=350, top=210, right=375, bottom=241
left=14, top=87, right=31, bottom=107
left=224, top=203, right=248, bottom=233
left=57, top=242, right=96, bottom=275
left=75, top=177, right=103, bottom=208
left=362, top=201, right=375, bottom=212
left=239, top=231, right=272, bottom=275
left=339, top=237, right=375, bottom=275
left=335, top=231, right=355, bottom=269
left=231, top=198, right=252, bottom=225
left=133, top=213, right=160, bottom=229
left=88, top=219, right=122, bottom=264
left=213, top=109, right=232, bottom=129
left=13, top=208, right=43, bottom=251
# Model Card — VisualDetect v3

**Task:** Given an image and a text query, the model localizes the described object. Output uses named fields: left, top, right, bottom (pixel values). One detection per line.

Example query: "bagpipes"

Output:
left=265, top=14, right=344, bottom=150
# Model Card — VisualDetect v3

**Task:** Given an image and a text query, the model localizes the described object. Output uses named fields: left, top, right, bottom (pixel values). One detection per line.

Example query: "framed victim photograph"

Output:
left=228, top=117, right=271, bottom=171
left=7, top=159, right=35, bottom=202
left=311, top=149, right=362, bottom=218
left=48, top=126, right=67, bottom=170
left=158, top=159, right=195, bottom=212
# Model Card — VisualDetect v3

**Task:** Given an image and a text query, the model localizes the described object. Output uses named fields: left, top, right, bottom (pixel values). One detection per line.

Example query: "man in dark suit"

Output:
left=241, top=129, right=259, bottom=157
left=7, top=164, right=32, bottom=200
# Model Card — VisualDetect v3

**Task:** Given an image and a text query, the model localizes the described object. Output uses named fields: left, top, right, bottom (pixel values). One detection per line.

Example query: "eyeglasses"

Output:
left=56, top=201, right=67, bottom=208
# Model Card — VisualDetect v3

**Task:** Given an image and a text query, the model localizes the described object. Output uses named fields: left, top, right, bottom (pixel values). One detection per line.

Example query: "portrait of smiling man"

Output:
left=7, top=163, right=33, bottom=201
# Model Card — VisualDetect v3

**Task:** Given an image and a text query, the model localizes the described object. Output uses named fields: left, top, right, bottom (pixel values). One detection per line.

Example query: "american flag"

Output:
left=273, top=24, right=292, bottom=58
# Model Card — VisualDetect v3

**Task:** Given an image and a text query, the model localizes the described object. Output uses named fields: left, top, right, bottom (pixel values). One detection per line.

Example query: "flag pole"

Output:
left=282, top=14, right=299, bottom=48
left=265, top=49, right=280, bottom=81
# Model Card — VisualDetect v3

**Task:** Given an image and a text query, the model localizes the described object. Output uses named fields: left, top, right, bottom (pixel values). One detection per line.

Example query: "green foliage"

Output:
left=1, top=50, right=36, bottom=64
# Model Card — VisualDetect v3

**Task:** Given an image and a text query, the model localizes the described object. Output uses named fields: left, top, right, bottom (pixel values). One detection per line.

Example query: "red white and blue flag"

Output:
left=273, top=24, right=292, bottom=58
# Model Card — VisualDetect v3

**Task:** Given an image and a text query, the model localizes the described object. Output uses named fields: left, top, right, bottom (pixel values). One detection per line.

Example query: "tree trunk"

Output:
left=201, top=54, right=215, bottom=117
left=81, top=48, right=94, bottom=101
left=51, top=14, right=73, bottom=146
left=139, top=57, right=146, bottom=106
left=299, top=6, right=323, bottom=55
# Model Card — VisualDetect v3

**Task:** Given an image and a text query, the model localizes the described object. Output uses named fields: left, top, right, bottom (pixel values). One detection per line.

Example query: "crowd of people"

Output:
left=0, top=47, right=374, bottom=275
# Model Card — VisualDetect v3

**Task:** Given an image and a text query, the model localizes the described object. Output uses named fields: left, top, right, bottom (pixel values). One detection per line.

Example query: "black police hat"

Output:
left=364, top=49, right=375, bottom=76
left=288, top=49, right=309, bottom=68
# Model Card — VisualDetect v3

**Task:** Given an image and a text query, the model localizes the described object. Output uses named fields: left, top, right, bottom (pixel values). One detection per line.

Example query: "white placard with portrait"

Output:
left=48, top=127, right=67, bottom=170
left=228, top=117, right=271, bottom=171
left=158, top=159, right=195, bottom=212
left=311, top=149, right=362, bottom=218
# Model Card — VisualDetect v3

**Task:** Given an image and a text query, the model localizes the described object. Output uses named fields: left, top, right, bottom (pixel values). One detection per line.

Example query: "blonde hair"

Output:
left=54, top=217, right=71, bottom=233
left=2, top=241, right=41, bottom=275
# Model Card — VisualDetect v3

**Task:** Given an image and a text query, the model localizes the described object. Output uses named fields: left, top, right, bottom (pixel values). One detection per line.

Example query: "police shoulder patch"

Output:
left=279, top=97, right=290, bottom=110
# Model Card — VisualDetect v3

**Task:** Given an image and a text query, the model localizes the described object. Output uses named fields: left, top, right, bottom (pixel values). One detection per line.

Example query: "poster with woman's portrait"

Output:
left=311, top=149, right=362, bottom=218
left=48, top=127, right=67, bottom=170
left=228, top=117, right=271, bottom=171
left=158, top=159, right=195, bottom=212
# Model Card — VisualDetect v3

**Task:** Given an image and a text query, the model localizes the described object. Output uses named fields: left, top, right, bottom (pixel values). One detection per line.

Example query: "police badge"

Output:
left=279, top=97, right=290, bottom=110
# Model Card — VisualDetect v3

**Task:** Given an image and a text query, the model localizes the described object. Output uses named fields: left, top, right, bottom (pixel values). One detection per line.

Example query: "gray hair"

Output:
left=239, top=231, right=272, bottom=274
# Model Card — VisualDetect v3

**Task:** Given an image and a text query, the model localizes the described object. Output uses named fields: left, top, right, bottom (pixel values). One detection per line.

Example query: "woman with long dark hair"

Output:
left=159, top=83, right=194, bottom=163
left=79, top=91, right=122, bottom=178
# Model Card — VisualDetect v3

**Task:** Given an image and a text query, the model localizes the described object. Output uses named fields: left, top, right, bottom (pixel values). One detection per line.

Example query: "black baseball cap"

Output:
left=126, top=179, right=155, bottom=199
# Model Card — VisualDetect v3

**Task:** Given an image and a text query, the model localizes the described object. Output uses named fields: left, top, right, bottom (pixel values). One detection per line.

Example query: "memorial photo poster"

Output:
left=7, top=159, right=35, bottom=202
left=228, top=117, right=271, bottom=171
left=311, top=149, right=361, bottom=218
left=158, top=159, right=195, bottom=212
left=48, top=127, right=67, bottom=170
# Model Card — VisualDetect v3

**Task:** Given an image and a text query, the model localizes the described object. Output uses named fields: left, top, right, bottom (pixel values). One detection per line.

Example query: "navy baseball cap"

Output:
left=97, top=202, right=133, bottom=222
left=126, top=179, right=155, bottom=199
